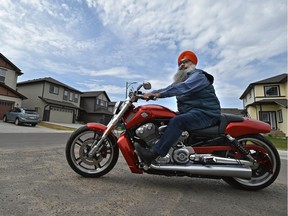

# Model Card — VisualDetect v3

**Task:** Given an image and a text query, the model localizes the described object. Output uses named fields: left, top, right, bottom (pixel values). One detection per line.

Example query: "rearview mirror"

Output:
left=143, top=82, right=151, bottom=90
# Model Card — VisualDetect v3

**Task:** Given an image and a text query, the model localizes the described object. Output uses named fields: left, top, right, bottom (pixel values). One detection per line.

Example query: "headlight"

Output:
left=113, top=101, right=124, bottom=114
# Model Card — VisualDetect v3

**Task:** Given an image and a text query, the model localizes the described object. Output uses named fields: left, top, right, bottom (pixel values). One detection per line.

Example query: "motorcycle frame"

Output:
left=86, top=92, right=271, bottom=174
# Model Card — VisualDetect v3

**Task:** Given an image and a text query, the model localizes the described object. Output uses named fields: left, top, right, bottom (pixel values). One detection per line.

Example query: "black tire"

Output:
left=223, top=134, right=281, bottom=190
left=15, top=118, right=21, bottom=126
left=65, top=125, right=119, bottom=178
left=31, top=123, right=37, bottom=127
left=3, top=115, right=7, bottom=122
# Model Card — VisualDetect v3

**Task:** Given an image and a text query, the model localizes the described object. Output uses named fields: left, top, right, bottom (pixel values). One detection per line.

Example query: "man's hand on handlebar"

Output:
left=143, top=93, right=160, bottom=100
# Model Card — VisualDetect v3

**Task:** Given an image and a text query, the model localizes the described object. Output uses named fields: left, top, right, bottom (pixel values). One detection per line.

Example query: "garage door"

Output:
left=0, top=100, right=13, bottom=120
left=49, top=107, right=73, bottom=123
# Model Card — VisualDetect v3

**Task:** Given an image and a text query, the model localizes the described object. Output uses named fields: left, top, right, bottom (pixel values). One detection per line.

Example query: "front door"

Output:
left=259, top=111, right=277, bottom=130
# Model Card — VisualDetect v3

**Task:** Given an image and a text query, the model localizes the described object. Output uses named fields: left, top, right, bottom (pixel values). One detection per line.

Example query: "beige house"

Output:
left=17, top=77, right=82, bottom=123
left=240, top=73, right=287, bottom=136
left=0, top=53, right=26, bottom=120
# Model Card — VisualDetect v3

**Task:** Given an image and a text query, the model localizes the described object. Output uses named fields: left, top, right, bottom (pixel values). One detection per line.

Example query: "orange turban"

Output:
left=178, top=50, right=198, bottom=65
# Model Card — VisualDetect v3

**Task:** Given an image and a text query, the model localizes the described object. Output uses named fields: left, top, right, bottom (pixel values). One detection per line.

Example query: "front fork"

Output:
left=88, top=100, right=131, bottom=158
left=87, top=121, right=116, bottom=158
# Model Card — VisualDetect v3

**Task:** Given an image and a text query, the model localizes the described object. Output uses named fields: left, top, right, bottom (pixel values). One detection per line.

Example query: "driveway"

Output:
left=0, top=120, right=83, bottom=133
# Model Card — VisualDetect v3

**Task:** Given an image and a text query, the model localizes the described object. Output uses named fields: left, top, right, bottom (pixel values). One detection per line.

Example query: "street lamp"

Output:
left=125, top=81, right=137, bottom=98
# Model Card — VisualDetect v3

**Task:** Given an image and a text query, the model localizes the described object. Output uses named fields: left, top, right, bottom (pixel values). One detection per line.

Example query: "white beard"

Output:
left=173, top=64, right=196, bottom=84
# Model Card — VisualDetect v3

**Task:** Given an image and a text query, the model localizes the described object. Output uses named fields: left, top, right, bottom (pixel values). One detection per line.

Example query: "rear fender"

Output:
left=225, top=118, right=271, bottom=137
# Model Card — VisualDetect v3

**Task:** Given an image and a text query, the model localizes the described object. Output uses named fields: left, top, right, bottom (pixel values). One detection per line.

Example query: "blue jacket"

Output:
left=152, top=69, right=221, bottom=118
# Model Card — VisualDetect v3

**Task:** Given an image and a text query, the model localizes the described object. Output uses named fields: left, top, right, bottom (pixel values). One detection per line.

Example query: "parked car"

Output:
left=3, top=107, right=40, bottom=126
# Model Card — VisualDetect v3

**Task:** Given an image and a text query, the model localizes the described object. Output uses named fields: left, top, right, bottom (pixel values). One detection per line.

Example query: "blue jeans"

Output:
left=152, top=110, right=219, bottom=156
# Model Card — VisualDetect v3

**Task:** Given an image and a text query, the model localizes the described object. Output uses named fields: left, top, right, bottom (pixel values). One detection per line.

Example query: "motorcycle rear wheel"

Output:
left=65, top=125, right=119, bottom=178
left=223, top=134, right=281, bottom=190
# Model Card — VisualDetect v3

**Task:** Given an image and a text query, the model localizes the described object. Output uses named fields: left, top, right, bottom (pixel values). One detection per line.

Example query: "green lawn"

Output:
left=266, top=136, right=287, bottom=151
left=38, top=121, right=76, bottom=131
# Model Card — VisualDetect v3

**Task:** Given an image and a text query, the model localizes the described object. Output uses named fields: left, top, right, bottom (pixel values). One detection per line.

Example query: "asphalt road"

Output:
left=0, top=132, right=287, bottom=216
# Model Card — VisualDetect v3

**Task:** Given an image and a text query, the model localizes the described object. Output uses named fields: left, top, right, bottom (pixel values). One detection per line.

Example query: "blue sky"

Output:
left=0, top=0, right=287, bottom=111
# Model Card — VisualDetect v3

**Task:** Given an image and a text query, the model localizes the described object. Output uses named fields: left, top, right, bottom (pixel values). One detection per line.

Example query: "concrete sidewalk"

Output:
left=42, top=121, right=85, bottom=129
left=278, top=150, right=288, bottom=160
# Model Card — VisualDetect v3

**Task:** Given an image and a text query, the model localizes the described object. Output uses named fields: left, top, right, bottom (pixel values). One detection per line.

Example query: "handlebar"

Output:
left=129, top=82, right=156, bottom=102
left=134, top=93, right=157, bottom=101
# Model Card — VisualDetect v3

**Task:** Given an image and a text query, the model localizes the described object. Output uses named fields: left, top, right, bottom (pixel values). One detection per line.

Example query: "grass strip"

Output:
left=266, top=136, right=287, bottom=151
left=38, top=121, right=76, bottom=131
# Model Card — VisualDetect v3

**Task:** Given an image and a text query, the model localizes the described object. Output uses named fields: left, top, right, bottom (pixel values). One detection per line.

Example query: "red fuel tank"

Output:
left=124, top=104, right=176, bottom=129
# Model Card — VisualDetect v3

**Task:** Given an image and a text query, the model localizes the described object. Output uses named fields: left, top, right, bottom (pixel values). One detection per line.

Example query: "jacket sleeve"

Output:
left=157, top=71, right=210, bottom=98
left=151, top=84, right=173, bottom=94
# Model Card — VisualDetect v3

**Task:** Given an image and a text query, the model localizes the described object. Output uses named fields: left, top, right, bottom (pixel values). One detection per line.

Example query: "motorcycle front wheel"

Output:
left=65, top=125, right=119, bottom=178
left=223, top=134, right=281, bottom=190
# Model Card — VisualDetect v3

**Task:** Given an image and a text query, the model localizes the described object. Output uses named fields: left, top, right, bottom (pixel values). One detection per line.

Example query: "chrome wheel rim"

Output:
left=232, top=137, right=277, bottom=187
left=70, top=131, right=115, bottom=174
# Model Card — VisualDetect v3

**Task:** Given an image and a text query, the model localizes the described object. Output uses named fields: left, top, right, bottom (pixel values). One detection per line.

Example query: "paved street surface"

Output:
left=0, top=126, right=287, bottom=215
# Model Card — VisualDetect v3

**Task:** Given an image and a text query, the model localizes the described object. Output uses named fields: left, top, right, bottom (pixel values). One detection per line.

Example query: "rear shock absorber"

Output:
left=226, top=134, right=256, bottom=162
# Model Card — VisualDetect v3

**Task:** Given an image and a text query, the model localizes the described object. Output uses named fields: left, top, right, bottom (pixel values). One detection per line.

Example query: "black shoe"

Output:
left=135, top=143, right=159, bottom=165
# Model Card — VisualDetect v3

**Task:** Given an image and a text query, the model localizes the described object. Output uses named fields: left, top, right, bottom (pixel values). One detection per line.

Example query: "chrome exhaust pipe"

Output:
left=149, top=164, right=252, bottom=179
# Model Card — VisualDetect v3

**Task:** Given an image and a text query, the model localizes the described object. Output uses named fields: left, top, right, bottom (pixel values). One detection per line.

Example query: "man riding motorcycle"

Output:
left=136, top=50, right=221, bottom=165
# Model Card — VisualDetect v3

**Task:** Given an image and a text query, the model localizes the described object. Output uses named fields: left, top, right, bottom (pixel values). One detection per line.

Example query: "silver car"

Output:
left=3, top=107, right=40, bottom=126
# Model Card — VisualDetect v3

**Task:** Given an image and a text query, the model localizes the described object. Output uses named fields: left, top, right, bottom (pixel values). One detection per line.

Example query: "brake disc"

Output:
left=79, top=140, right=103, bottom=166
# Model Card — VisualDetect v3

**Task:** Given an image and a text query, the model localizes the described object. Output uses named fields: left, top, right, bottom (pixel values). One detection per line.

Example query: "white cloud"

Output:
left=0, top=0, right=286, bottom=108
left=84, top=67, right=144, bottom=79
left=77, top=80, right=126, bottom=94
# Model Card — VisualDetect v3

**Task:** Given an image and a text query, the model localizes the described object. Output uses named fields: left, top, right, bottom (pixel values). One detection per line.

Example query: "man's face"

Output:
left=173, top=59, right=195, bottom=84
left=178, top=59, right=192, bottom=70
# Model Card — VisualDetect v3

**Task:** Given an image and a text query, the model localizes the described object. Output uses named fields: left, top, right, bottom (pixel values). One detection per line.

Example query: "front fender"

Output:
left=86, top=123, right=117, bottom=141
left=225, top=118, right=271, bottom=137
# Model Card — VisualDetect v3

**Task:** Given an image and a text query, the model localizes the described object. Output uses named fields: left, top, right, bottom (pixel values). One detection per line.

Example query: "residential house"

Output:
left=0, top=53, right=26, bottom=120
left=17, top=77, right=82, bottom=123
left=240, top=73, right=287, bottom=136
left=79, top=91, right=114, bottom=124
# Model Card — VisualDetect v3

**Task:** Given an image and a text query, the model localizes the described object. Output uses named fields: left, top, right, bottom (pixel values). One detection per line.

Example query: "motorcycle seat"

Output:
left=190, top=114, right=244, bottom=136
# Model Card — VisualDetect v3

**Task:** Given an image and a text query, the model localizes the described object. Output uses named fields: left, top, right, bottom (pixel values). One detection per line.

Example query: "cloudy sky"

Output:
left=0, top=0, right=287, bottom=110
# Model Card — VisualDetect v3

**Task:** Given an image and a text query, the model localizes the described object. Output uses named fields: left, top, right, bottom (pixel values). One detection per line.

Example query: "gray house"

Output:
left=0, top=53, right=26, bottom=120
left=79, top=91, right=114, bottom=124
left=17, top=77, right=82, bottom=123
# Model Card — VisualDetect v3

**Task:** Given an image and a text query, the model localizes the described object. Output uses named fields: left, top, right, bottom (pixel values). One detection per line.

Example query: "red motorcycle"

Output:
left=66, top=82, right=280, bottom=190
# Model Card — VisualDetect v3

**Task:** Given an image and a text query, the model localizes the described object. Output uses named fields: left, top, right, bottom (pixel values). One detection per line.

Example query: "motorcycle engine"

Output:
left=135, top=123, right=159, bottom=146
left=135, top=123, right=193, bottom=164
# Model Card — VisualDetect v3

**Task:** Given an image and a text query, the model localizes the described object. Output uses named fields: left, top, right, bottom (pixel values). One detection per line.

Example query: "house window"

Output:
left=259, top=111, right=269, bottom=123
left=259, top=111, right=277, bottom=130
left=0, top=68, right=7, bottom=83
left=49, top=84, right=59, bottom=94
left=97, top=99, right=108, bottom=107
left=264, top=86, right=279, bottom=97
left=69, top=92, right=74, bottom=101
left=278, top=110, right=283, bottom=123
left=74, top=93, right=79, bottom=103
left=63, top=90, right=69, bottom=100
